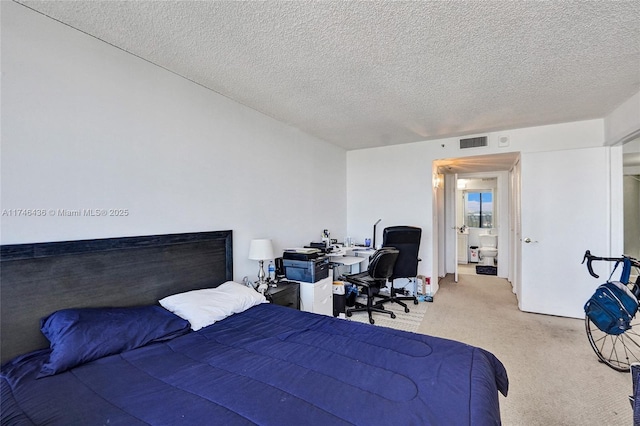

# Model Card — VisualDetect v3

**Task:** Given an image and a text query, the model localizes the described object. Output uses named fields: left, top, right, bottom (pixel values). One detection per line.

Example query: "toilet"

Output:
left=479, top=233, right=498, bottom=266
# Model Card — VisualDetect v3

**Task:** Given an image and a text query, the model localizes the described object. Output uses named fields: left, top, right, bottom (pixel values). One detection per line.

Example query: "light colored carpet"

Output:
left=418, top=274, right=632, bottom=426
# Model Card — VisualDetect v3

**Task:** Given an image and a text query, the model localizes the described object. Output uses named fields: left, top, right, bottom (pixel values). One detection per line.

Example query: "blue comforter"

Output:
left=1, top=303, right=508, bottom=425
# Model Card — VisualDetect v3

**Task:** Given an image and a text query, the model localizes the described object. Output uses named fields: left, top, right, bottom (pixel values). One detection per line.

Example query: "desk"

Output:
left=329, top=255, right=364, bottom=267
left=329, top=255, right=365, bottom=279
left=283, top=246, right=373, bottom=315
left=352, top=248, right=376, bottom=258
left=329, top=247, right=376, bottom=278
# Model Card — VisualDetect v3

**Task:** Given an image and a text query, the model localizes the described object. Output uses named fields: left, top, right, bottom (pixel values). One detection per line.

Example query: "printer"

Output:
left=283, top=250, right=329, bottom=283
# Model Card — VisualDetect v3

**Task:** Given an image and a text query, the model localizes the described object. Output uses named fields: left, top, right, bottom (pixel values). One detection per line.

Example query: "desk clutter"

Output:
left=264, top=242, right=374, bottom=317
left=281, top=244, right=375, bottom=283
left=262, top=227, right=423, bottom=322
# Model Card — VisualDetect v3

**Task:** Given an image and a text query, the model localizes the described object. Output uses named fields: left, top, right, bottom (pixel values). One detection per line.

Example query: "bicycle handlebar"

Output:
left=582, top=250, right=640, bottom=279
left=582, top=250, right=599, bottom=278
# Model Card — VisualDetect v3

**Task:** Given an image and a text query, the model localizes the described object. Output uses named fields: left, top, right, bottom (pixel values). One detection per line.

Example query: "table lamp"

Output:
left=248, top=239, right=274, bottom=293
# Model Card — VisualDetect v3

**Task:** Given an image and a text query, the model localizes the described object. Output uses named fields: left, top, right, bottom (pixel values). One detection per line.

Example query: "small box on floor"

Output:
left=417, top=275, right=431, bottom=294
left=416, top=275, right=433, bottom=302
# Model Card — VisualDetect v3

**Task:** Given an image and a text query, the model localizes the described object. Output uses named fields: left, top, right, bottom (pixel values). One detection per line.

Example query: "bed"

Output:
left=1, top=230, right=508, bottom=425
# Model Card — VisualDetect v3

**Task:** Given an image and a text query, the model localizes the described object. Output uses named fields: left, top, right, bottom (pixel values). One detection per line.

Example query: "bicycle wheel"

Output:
left=585, top=314, right=640, bottom=372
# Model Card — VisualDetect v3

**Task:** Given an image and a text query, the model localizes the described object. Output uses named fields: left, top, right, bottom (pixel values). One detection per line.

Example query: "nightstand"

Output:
left=266, top=281, right=300, bottom=310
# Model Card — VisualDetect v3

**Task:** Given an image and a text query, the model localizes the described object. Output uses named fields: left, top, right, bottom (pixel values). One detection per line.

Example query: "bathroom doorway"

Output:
left=457, top=177, right=498, bottom=276
left=433, top=152, right=520, bottom=284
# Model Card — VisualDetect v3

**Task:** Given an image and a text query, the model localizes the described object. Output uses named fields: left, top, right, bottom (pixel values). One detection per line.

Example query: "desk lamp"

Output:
left=248, top=239, right=274, bottom=293
left=373, top=219, right=382, bottom=249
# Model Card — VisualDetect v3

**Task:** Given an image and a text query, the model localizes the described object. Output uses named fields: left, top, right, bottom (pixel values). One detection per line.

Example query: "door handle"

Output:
left=523, top=237, right=538, bottom=243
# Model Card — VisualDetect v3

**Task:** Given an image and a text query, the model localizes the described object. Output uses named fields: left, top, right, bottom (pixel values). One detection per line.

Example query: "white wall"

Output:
left=605, top=90, right=640, bottom=146
left=0, top=2, right=347, bottom=280
left=347, top=119, right=606, bottom=282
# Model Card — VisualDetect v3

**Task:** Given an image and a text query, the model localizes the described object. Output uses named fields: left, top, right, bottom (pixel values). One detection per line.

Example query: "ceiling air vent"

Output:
left=459, top=136, right=488, bottom=149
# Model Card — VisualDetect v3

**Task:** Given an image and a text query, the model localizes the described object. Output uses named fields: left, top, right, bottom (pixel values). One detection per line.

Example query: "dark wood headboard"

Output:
left=0, top=230, right=233, bottom=363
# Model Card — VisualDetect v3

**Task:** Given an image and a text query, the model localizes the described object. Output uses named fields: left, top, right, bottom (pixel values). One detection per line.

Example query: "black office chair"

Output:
left=380, top=226, right=422, bottom=312
left=345, top=248, right=399, bottom=325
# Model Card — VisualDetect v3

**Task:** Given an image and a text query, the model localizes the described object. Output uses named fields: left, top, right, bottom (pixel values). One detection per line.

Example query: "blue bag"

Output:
left=584, top=281, right=638, bottom=335
left=344, top=283, right=358, bottom=307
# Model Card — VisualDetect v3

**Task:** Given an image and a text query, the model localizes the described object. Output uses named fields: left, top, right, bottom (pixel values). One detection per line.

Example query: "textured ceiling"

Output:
left=16, top=1, right=640, bottom=151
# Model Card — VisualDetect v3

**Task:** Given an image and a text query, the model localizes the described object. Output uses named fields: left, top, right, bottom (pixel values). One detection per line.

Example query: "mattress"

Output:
left=1, top=303, right=508, bottom=425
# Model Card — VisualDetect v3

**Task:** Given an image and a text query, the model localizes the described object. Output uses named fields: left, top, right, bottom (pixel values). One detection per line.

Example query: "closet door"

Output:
left=519, top=147, right=610, bottom=318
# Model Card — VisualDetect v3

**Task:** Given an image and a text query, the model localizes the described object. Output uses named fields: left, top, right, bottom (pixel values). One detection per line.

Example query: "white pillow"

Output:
left=159, top=281, right=267, bottom=331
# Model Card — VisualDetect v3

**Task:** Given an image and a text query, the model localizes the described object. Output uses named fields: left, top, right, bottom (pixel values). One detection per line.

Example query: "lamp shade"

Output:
left=248, top=239, right=274, bottom=260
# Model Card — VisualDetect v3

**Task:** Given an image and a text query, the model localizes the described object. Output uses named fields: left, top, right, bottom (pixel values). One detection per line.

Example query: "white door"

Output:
left=432, top=168, right=444, bottom=294
left=454, top=173, right=459, bottom=282
left=510, top=159, right=522, bottom=297
left=520, top=147, right=611, bottom=318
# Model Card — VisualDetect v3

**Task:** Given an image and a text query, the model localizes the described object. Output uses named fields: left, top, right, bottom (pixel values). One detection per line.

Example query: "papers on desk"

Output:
left=284, top=248, right=321, bottom=254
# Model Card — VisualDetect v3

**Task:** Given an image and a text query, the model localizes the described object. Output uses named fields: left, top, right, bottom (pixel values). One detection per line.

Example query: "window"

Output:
left=464, top=191, right=493, bottom=228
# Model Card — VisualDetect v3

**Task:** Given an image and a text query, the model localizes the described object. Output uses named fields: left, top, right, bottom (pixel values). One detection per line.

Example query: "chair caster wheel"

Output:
left=391, top=313, right=396, bottom=319
left=413, top=300, right=419, bottom=305
left=404, top=307, right=410, bottom=313
left=369, top=318, right=375, bottom=325
left=346, top=311, right=352, bottom=317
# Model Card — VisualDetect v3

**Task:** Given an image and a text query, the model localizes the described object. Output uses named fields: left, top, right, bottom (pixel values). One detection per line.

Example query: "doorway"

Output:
left=432, top=152, right=520, bottom=286
left=433, top=145, right=632, bottom=319
left=457, top=177, right=498, bottom=274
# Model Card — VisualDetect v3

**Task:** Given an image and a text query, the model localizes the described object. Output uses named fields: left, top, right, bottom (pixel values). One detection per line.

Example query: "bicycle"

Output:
left=582, top=250, right=640, bottom=372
